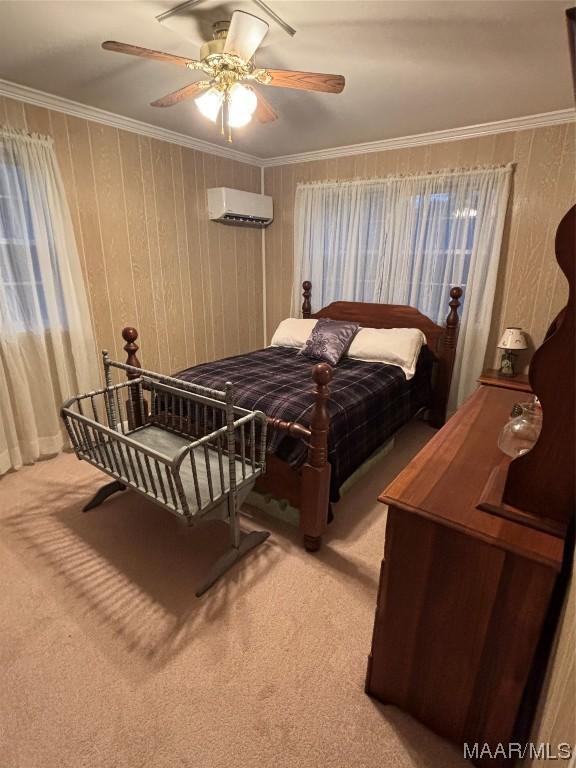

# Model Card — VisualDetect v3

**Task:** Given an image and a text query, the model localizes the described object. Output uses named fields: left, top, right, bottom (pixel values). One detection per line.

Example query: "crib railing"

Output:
left=61, top=374, right=267, bottom=523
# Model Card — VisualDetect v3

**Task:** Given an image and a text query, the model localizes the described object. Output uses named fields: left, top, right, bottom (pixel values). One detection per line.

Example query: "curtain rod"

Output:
left=0, top=126, right=53, bottom=145
left=296, top=162, right=515, bottom=190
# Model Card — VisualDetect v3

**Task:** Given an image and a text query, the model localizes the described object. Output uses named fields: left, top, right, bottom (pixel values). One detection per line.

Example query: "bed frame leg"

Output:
left=83, top=480, right=126, bottom=512
left=303, top=534, right=322, bottom=552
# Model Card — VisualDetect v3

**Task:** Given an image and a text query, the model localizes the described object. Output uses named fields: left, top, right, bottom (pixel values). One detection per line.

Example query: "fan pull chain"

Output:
left=223, top=95, right=233, bottom=143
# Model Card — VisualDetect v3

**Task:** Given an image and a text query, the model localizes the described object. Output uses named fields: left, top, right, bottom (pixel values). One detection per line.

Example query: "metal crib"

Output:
left=61, top=352, right=269, bottom=596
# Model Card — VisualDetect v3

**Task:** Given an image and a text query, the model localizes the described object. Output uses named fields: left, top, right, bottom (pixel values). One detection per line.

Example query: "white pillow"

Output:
left=347, top=327, right=426, bottom=379
left=270, top=318, right=318, bottom=349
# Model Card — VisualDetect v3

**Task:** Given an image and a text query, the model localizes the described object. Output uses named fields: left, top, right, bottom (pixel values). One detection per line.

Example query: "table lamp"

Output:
left=497, top=327, right=527, bottom=376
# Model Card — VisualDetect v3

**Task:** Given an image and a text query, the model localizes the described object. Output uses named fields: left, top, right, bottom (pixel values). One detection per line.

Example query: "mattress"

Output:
left=175, top=346, right=432, bottom=501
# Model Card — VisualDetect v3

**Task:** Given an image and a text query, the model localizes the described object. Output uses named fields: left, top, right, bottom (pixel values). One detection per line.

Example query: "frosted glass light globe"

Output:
left=228, top=84, right=257, bottom=128
left=195, top=88, right=224, bottom=122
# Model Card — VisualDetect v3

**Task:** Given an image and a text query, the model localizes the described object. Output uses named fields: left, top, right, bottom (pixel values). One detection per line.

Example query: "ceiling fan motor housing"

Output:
left=199, top=20, right=229, bottom=59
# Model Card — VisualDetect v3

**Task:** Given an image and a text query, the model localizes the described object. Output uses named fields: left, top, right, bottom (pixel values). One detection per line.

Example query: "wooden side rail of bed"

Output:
left=118, top=283, right=461, bottom=553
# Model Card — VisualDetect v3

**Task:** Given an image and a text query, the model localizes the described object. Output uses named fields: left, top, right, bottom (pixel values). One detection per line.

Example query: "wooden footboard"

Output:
left=256, top=362, right=332, bottom=552
left=118, top=326, right=333, bottom=552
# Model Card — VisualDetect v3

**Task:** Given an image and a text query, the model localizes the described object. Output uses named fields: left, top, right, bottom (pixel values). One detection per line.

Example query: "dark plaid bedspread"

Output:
left=175, top=346, right=432, bottom=501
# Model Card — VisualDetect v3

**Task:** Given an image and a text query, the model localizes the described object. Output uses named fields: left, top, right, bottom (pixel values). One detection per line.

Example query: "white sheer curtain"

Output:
left=293, top=165, right=512, bottom=407
left=0, top=128, right=98, bottom=475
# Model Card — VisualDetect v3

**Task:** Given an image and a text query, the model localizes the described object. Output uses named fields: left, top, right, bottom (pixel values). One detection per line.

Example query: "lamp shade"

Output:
left=498, top=327, right=527, bottom=350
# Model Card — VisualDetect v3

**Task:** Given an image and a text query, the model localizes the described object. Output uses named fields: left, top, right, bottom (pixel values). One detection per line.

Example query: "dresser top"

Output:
left=379, top=386, right=564, bottom=570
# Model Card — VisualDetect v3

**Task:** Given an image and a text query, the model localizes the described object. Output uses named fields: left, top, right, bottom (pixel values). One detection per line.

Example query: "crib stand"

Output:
left=61, top=352, right=269, bottom=596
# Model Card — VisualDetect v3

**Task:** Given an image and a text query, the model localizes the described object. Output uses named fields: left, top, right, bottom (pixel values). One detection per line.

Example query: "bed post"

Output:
left=121, top=326, right=146, bottom=428
left=429, top=287, right=462, bottom=428
left=300, top=362, right=332, bottom=552
left=302, top=281, right=312, bottom=318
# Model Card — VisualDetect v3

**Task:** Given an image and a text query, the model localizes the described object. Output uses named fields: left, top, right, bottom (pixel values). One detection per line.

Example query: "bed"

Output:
left=118, top=282, right=462, bottom=551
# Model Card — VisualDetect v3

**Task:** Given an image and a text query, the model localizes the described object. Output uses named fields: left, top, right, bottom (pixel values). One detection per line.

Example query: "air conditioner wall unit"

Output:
left=207, top=187, right=273, bottom=228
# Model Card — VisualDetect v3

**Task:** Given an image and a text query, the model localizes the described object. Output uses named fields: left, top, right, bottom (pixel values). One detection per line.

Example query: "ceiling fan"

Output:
left=102, top=10, right=345, bottom=141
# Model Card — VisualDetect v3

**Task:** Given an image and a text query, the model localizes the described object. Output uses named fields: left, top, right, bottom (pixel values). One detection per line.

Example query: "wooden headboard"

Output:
left=301, top=280, right=463, bottom=426
left=314, top=302, right=445, bottom=351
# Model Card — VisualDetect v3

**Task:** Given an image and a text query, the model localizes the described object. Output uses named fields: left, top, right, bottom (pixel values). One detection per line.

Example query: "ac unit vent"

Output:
left=222, top=213, right=270, bottom=228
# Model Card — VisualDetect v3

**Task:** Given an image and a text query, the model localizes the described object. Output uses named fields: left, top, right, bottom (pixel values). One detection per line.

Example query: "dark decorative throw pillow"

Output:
left=299, top=318, right=360, bottom=366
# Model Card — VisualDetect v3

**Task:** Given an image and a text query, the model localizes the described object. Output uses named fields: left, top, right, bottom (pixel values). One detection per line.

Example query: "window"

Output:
left=0, top=129, right=98, bottom=474
left=0, top=159, right=65, bottom=331
left=296, top=181, right=480, bottom=321
left=293, top=166, right=512, bottom=406
left=406, top=190, right=478, bottom=313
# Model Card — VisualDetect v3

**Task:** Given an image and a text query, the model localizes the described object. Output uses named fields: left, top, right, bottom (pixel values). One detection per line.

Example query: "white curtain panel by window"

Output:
left=293, top=166, right=512, bottom=408
left=0, top=129, right=98, bottom=475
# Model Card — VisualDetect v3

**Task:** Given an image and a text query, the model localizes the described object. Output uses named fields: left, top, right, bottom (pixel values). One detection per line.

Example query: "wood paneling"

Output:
left=264, top=123, right=575, bottom=370
left=0, top=94, right=263, bottom=381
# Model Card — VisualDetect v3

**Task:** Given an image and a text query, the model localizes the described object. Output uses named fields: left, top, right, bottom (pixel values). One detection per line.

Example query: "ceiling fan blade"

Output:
left=151, top=81, right=209, bottom=107
left=264, top=69, right=345, bottom=94
left=102, top=41, right=200, bottom=69
left=223, top=11, right=269, bottom=61
left=254, top=89, right=278, bottom=123
left=156, top=0, right=207, bottom=23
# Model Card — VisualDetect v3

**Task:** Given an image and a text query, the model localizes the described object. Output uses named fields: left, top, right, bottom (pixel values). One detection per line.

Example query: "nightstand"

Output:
left=478, top=368, right=532, bottom=394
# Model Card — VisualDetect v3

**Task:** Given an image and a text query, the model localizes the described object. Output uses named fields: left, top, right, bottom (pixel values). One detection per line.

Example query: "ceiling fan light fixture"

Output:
left=102, top=13, right=344, bottom=141
left=195, top=87, right=223, bottom=122
left=228, top=83, right=257, bottom=128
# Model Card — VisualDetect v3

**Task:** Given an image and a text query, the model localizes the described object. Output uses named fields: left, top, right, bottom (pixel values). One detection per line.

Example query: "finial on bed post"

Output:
left=429, top=287, right=462, bottom=429
left=122, top=327, right=141, bottom=370
left=445, top=287, right=463, bottom=349
left=302, top=281, right=312, bottom=318
left=121, top=326, right=146, bottom=428
left=300, top=362, right=332, bottom=553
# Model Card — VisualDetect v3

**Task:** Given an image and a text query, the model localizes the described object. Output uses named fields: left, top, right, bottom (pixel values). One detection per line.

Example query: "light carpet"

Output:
left=0, top=421, right=469, bottom=768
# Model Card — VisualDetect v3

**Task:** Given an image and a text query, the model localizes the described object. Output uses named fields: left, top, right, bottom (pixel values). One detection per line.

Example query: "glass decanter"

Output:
left=498, top=397, right=543, bottom=458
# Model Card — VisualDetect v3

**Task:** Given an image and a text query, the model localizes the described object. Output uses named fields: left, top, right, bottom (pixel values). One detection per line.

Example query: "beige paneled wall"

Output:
left=263, top=124, right=575, bottom=368
left=4, top=91, right=572, bottom=375
left=0, top=95, right=263, bottom=378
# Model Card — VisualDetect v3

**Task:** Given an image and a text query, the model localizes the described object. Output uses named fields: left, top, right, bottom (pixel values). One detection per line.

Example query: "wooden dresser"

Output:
left=365, top=384, right=566, bottom=764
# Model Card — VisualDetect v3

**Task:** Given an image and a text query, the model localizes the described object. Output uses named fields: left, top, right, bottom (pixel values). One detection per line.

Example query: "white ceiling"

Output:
left=0, top=0, right=573, bottom=159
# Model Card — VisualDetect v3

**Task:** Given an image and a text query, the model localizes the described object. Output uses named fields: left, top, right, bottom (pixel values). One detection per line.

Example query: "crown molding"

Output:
left=0, top=78, right=261, bottom=166
left=1, top=78, right=574, bottom=170
left=260, top=108, right=576, bottom=167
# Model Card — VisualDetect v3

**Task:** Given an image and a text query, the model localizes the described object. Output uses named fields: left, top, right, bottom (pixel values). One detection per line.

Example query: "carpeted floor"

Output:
left=0, top=421, right=469, bottom=768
